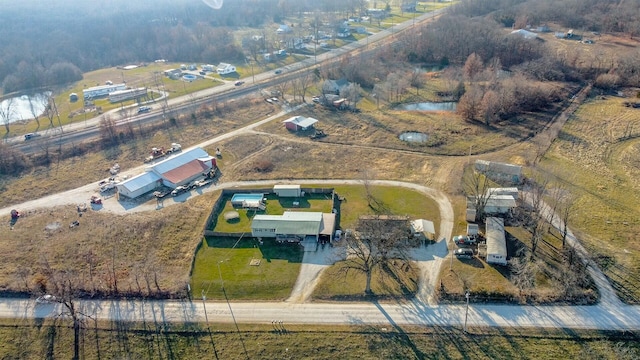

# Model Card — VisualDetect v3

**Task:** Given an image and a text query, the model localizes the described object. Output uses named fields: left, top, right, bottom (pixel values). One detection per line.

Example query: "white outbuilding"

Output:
left=273, top=184, right=303, bottom=197
left=485, top=217, right=507, bottom=265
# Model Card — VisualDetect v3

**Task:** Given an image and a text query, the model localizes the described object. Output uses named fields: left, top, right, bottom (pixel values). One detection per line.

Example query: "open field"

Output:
left=536, top=90, right=640, bottom=303
left=0, top=318, right=638, bottom=359
left=0, top=190, right=218, bottom=297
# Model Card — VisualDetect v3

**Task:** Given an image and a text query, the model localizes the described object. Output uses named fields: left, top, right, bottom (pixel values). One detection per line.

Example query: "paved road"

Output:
left=3, top=293, right=640, bottom=331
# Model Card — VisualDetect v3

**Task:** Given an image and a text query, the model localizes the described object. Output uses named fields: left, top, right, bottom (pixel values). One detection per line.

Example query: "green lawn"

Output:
left=333, top=185, right=441, bottom=231
left=213, top=192, right=334, bottom=233
left=190, top=237, right=303, bottom=301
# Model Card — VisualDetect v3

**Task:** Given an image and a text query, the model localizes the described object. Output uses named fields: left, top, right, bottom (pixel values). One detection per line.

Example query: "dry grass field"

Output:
left=536, top=90, right=640, bottom=303
left=1, top=319, right=638, bottom=360
left=1, top=190, right=218, bottom=297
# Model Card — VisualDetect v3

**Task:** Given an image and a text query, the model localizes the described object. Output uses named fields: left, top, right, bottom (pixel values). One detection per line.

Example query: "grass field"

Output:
left=190, top=237, right=303, bottom=301
left=0, top=318, right=637, bottom=359
left=536, top=91, right=640, bottom=303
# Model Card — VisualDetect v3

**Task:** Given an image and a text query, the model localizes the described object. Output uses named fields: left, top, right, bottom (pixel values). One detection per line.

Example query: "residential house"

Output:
left=216, top=63, right=236, bottom=75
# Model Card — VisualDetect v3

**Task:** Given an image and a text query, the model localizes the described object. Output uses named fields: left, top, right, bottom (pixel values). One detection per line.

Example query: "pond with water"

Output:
left=398, top=102, right=457, bottom=111
left=0, top=92, right=51, bottom=123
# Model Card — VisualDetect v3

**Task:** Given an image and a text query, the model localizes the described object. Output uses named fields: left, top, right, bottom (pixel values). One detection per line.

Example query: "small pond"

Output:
left=399, top=131, right=429, bottom=143
left=398, top=102, right=457, bottom=111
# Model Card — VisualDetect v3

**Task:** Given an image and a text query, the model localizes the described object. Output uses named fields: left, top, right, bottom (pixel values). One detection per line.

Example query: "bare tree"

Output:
left=548, top=186, right=575, bottom=248
left=409, top=68, right=425, bottom=95
left=463, top=168, right=494, bottom=222
left=99, top=114, right=118, bottom=144
left=27, top=93, right=42, bottom=130
left=296, top=71, right=313, bottom=102
left=341, top=83, right=362, bottom=110
left=0, top=97, right=15, bottom=134
left=340, top=215, right=412, bottom=294
left=274, top=79, right=290, bottom=101
left=509, top=254, right=536, bottom=296
left=523, top=177, right=550, bottom=257
left=37, top=259, right=91, bottom=360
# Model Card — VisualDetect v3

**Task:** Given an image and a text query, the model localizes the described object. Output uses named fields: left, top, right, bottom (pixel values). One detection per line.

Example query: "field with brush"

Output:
left=0, top=318, right=637, bottom=359
left=537, top=90, right=640, bottom=303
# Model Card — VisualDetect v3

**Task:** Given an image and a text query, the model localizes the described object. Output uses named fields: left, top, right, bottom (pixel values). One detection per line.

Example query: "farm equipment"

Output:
left=309, top=129, right=327, bottom=140
left=144, top=143, right=181, bottom=163
left=144, top=147, right=166, bottom=163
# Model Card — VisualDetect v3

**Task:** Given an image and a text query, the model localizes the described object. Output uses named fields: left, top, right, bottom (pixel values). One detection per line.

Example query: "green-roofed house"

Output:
left=251, top=211, right=336, bottom=249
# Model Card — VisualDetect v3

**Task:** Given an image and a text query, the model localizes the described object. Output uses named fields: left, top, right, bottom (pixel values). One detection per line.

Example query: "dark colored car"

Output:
left=454, top=248, right=474, bottom=259
left=274, top=69, right=282, bottom=74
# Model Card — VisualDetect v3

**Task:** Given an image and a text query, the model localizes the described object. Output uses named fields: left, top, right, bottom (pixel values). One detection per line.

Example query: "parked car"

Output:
left=454, top=248, right=474, bottom=259
left=274, top=69, right=282, bottom=74
left=171, top=185, right=190, bottom=196
left=453, top=234, right=477, bottom=246
left=234, top=80, right=244, bottom=86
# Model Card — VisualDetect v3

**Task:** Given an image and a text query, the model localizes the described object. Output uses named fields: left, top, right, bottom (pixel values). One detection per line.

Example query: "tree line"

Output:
left=0, top=0, right=373, bottom=95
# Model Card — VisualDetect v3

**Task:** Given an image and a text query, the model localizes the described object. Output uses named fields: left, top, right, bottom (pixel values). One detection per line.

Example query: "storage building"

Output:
left=273, top=184, right=303, bottom=197
left=116, top=172, right=162, bottom=199
left=411, top=219, right=436, bottom=240
left=485, top=217, right=507, bottom=265
left=83, top=83, right=126, bottom=100
left=251, top=211, right=335, bottom=244
left=475, top=160, right=522, bottom=184
left=116, top=147, right=215, bottom=199
left=283, top=116, right=318, bottom=131
left=109, top=88, right=147, bottom=103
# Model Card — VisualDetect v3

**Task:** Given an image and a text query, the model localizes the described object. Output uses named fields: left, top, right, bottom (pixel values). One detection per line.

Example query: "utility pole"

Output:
left=217, top=261, right=224, bottom=291
left=201, top=290, right=210, bottom=328
left=464, top=290, right=470, bottom=333
left=450, top=237, right=454, bottom=271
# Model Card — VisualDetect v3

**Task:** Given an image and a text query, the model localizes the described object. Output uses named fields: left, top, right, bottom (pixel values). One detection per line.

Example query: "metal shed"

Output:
left=273, top=184, right=302, bottom=197
left=116, top=171, right=162, bottom=199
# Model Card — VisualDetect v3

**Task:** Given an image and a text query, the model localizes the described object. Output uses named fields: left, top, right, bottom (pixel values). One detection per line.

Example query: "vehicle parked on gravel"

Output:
left=453, top=234, right=477, bottom=246
left=171, top=185, right=190, bottom=196
left=454, top=248, right=474, bottom=259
